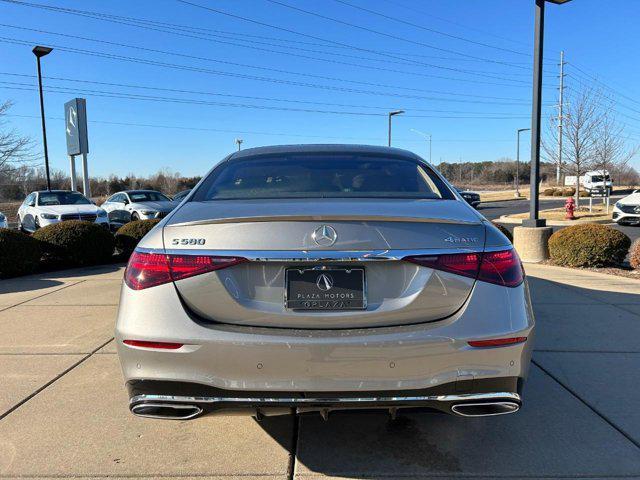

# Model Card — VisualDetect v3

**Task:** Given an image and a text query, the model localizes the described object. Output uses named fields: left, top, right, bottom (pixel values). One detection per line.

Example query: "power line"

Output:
left=331, top=0, right=530, bottom=57
left=0, top=82, right=531, bottom=119
left=0, top=1, right=538, bottom=76
left=6, top=113, right=517, bottom=143
left=263, top=0, right=532, bottom=68
left=176, top=0, right=533, bottom=73
left=0, top=72, right=530, bottom=116
left=382, top=0, right=534, bottom=50
left=0, top=0, right=541, bottom=80
left=567, top=64, right=640, bottom=108
left=0, top=23, right=537, bottom=89
left=0, top=36, right=542, bottom=106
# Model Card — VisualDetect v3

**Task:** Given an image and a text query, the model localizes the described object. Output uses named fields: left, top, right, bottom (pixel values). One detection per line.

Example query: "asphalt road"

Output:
left=482, top=197, right=640, bottom=245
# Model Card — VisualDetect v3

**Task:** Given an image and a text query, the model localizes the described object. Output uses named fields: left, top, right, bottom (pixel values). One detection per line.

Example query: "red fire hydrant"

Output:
left=565, top=197, right=576, bottom=220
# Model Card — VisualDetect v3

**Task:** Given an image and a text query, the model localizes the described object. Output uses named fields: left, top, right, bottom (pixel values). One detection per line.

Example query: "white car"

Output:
left=17, top=190, right=109, bottom=233
left=0, top=211, right=7, bottom=229
left=613, top=190, right=640, bottom=226
left=101, top=190, right=176, bottom=225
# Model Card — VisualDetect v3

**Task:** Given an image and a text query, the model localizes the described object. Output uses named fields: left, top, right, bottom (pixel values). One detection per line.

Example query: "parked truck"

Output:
left=564, top=170, right=612, bottom=195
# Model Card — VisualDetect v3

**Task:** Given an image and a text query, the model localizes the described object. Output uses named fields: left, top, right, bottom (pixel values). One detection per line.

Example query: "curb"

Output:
left=497, top=215, right=613, bottom=226
left=525, top=263, right=640, bottom=283
left=479, top=197, right=526, bottom=204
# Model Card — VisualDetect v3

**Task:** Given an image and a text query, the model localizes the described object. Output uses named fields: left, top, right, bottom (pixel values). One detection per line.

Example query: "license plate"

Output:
left=285, top=267, right=366, bottom=310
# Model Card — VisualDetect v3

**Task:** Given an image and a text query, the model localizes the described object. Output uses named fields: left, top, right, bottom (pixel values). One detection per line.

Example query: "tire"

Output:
left=131, top=212, right=140, bottom=222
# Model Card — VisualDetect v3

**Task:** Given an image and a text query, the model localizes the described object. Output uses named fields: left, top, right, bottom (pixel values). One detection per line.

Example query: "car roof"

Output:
left=35, top=190, right=78, bottom=194
left=122, top=190, right=163, bottom=194
left=227, top=144, right=422, bottom=162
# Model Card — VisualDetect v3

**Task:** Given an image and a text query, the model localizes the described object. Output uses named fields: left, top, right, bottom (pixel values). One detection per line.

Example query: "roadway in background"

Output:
left=483, top=197, right=640, bottom=246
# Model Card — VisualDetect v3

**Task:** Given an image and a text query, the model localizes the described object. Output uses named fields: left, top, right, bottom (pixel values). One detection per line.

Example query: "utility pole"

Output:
left=556, top=50, right=566, bottom=186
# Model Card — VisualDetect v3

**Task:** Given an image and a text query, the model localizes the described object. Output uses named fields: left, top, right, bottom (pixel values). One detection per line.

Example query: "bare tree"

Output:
left=0, top=100, right=35, bottom=175
left=593, top=107, right=639, bottom=190
left=543, top=88, right=603, bottom=206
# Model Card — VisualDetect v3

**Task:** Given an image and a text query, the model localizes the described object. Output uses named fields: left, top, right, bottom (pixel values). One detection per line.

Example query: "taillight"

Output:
left=477, top=249, right=524, bottom=287
left=124, top=251, right=247, bottom=290
left=404, top=253, right=480, bottom=279
left=404, top=248, right=523, bottom=288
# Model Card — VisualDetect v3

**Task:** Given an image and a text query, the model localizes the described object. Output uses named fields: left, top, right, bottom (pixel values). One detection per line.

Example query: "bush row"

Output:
left=541, top=187, right=592, bottom=197
left=549, top=224, right=631, bottom=268
left=0, top=219, right=160, bottom=278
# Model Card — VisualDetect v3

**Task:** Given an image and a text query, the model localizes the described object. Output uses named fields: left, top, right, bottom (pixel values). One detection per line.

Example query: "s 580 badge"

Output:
left=172, top=238, right=206, bottom=246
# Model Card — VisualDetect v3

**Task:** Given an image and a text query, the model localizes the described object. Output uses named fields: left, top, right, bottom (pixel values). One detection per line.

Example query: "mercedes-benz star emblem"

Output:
left=312, top=225, right=337, bottom=247
left=316, top=273, right=334, bottom=291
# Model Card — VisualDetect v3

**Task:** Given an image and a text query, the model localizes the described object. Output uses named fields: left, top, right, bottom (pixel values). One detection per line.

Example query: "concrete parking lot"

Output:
left=1, top=263, right=640, bottom=479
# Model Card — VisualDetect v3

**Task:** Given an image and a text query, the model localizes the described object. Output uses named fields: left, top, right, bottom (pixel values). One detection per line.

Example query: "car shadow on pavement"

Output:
left=0, top=277, right=65, bottom=294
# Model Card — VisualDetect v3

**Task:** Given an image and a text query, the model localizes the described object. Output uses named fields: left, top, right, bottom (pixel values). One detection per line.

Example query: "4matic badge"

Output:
left=444, top=236, right=479, bottom=244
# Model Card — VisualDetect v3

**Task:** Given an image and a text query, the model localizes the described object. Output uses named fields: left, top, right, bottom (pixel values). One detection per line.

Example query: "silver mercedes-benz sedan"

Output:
left=116, top=145, right=534, bottom=421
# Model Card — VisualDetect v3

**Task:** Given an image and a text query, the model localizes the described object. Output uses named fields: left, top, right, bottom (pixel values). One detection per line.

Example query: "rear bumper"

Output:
left=116, top=278, right=535, bottom=402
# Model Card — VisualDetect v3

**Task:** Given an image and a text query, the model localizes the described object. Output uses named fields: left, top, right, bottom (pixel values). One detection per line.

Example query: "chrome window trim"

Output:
left=137, top=246, right=512, bottom=262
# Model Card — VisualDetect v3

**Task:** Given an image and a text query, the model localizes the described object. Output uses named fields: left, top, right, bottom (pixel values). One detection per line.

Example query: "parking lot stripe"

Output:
left=0, top=336, right=113, bottom=422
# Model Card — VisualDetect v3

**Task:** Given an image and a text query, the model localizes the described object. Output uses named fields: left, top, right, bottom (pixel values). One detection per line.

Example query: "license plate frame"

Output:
left=285, top=267, right=366, bottom=311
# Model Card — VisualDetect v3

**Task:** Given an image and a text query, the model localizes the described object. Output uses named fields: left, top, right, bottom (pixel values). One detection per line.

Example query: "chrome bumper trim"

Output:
left=130, top=391, right=521, bottom=408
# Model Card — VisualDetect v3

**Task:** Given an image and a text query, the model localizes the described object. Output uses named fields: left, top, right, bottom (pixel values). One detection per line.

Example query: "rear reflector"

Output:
left=125, top=251, right=247, bottom=290
left=404, top=248, right=524, bottom=288
left=123, top=340, right=184, bottom=350
left=468, top=337, right=527, bottom=348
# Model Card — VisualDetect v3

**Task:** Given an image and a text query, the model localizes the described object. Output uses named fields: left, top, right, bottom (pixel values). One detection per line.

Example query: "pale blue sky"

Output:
left=1, top=0, right=639, bottom=177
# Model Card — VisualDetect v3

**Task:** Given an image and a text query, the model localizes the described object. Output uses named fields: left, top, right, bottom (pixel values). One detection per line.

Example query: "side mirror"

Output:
left=122, top=198, right=129, bottom=205
left=28, top=201, right=35, bottom=207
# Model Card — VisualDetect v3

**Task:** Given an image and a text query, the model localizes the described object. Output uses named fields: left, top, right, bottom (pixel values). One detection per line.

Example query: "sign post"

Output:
left=64, top=98, right=90, bottom=196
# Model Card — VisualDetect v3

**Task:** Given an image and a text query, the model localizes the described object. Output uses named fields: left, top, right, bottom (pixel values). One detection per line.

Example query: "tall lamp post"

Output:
left=235, top=138, right=243, bottom=151
left=516, top=128, right=530, bottom=198
left=387, top=110, right=404, bottom=147
left=32, top=45, right=53, bottom=191
left=524, top=0, right=572, bottom=227
left=410, top=128, right=432, bottom=163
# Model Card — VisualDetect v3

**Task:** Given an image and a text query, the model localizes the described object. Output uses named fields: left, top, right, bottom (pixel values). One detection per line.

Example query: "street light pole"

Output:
left=235, top=138, right=243, bottom=151
left=32, top=45, right=53, bottom=191
left=516, top=128, right=530, bottom=198
left=387, top=110, right=404, bottom=147
left=524, top=0, right=572, bottom=227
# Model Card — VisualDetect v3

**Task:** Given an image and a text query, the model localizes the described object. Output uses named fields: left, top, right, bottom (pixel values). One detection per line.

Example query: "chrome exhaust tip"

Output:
left=131, top=402, right=203, bottom=420
left=451, top=401, right=520, bottom=417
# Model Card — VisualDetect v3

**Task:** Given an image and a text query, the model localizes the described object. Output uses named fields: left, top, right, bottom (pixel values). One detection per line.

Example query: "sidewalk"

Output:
left=0, top=264, right=639, bottom=478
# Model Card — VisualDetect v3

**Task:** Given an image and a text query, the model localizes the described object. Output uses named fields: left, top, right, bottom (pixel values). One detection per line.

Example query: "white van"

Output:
left=564, top=170, right=612, bottom=195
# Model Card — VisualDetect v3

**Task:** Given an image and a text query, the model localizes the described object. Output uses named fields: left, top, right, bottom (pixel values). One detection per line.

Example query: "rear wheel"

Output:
left=131, top=212, right=140, bottom=222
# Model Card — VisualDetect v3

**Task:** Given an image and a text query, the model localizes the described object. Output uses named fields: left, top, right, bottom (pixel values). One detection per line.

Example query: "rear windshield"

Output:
left=193, top=155, right=454, bottom=201
left=38, top=192, right=91, bottom=206
left=129, top=191, right=171, bottom=202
